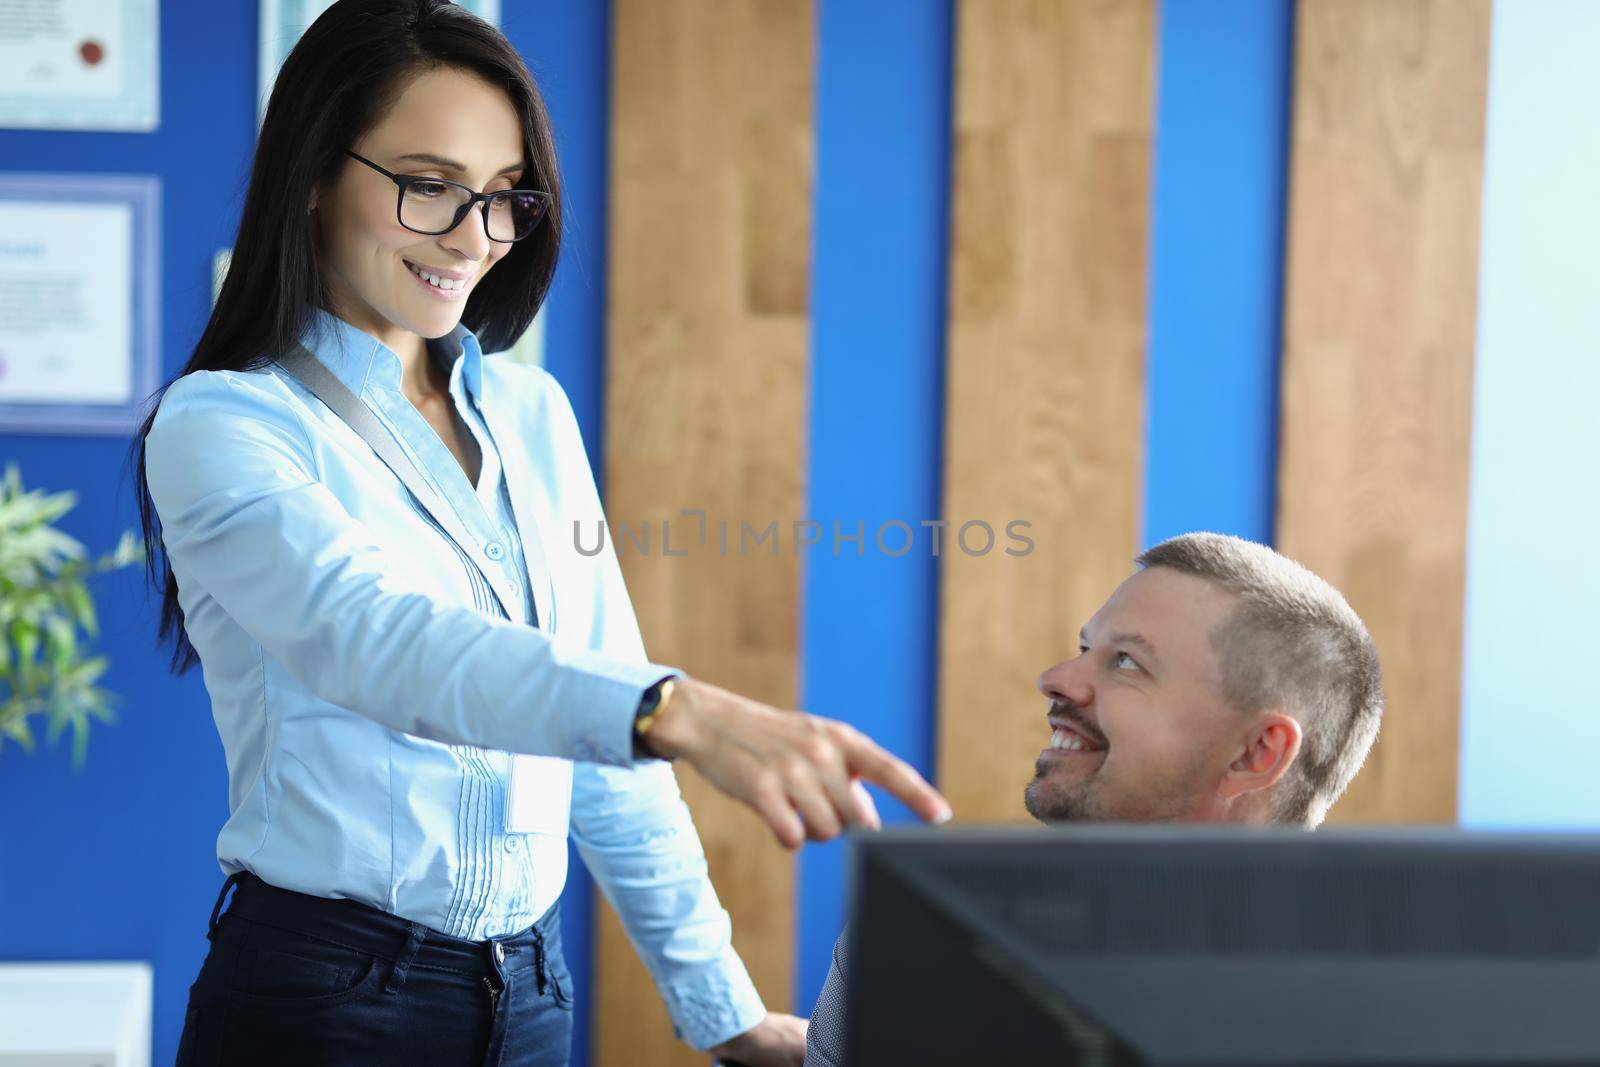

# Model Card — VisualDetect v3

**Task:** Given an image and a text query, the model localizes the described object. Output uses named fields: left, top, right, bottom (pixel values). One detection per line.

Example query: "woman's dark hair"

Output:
left=125, top=0, right=563, bottom=674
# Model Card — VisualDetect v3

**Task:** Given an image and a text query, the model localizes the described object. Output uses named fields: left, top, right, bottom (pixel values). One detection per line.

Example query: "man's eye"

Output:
left=1114, top=651, right=1139, bottom=671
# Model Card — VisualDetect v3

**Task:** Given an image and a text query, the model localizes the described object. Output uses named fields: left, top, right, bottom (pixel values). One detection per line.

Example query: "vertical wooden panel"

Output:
left=937, top=0, right=1155, bottom=822
left=1277, top=0, right=1490, bottom=823
left=598, top=2, right=811, bottom=1064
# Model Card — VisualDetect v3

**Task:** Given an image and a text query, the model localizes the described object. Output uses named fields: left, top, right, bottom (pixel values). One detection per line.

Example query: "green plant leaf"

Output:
left=62, top=581, right=97, bottom=637
left=37, top=526, right=87, bottom=560
left=44, top=694, right=69, bottom=744
left=0, top=467, right=141, bottom=765
left=2, top=712, right=34, bottom=753
left=0, top=487, right=77, bottom=532
left=84, top=689, right=119, bottom=724
left=44, top=614, right=78, bottom=671
left=75, top=655, right=109, bottom=686
left=9, top=618, right=38, bottom=668
left=111, top=530, right=145, bottom=567
left=70, top=717, right=90, bottom=769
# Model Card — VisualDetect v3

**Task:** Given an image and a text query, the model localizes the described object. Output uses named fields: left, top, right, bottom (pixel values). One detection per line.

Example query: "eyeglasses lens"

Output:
left=400, top=182, right=546, bottom=241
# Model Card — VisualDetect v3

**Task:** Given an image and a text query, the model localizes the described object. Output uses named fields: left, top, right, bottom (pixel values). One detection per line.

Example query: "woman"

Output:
left=131, top=2, right=950, bottom=1064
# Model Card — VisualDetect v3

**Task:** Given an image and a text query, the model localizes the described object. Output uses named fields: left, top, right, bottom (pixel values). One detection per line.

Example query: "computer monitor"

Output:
left=844, top=825, right=1600, bottom=1065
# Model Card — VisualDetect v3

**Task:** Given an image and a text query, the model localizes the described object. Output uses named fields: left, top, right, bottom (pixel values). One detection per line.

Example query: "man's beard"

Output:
left=1024, top=759, right=1106, bottom=822
left=1023, top=754, right=1206, bottom=824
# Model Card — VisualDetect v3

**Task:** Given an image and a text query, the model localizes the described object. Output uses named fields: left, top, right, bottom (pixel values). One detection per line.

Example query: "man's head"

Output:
left=1024, top=532, right=1382, bottom=829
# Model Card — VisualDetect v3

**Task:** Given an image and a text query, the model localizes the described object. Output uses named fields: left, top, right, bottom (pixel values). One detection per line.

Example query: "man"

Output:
left=803, top=532, right=1385, bottom=1066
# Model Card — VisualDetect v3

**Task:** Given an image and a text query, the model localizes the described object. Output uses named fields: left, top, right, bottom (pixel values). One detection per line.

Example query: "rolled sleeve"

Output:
left=572, top=758, right=766, bottom=1049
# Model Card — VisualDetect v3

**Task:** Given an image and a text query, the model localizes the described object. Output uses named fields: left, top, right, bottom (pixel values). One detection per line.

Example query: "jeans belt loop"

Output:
left=532, top=926, right=548, bottom=996
left=384, top=921, right=427, bottom=995
left=206, top=871, right=248, bottom=943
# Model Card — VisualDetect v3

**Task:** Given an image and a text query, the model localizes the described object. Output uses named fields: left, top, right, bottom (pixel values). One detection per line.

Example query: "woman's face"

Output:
left=315, top=65, right=526, bottom=357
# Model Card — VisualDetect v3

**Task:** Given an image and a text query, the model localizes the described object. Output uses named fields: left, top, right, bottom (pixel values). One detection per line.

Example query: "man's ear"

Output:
left=1218, top=712, right=1302, bottom=801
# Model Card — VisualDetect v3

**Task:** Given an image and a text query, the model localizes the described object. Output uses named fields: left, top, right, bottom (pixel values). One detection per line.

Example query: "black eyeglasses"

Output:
left=344, top=150, right=550, bottom=242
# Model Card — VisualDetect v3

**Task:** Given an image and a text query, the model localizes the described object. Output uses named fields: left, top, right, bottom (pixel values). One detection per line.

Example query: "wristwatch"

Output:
left=632, top=677, right=678, bottom=760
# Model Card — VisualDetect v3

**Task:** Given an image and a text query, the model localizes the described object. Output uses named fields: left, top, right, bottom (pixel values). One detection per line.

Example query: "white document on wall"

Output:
left=0, top=201, right=133, bottom=404
left=0, top=174, right=160, bottom=434
left=0, top=0, right=159, bottom=131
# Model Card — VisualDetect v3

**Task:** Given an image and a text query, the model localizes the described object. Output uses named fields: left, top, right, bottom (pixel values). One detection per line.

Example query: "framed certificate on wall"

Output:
left=0, top=0, right=159, bottom=131
left=0, top=174, right=161, bottom=435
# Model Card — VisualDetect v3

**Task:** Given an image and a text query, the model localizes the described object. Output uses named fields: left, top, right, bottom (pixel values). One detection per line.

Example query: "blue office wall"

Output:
left=0, top=6, right=257, bottom=1067
left=1144, top=0, right=1293, bottom=550
left=0, top=3, right=611, bottom=1063
left=799, top=0, right=954, bottom=1015
left=1457, top=0, right=1600, bottom=830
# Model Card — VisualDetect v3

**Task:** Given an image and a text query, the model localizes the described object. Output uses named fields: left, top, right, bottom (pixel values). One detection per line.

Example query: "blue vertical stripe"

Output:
left=1144, top=0, right=1294, bottom=549
left=513, top=1, right=612, bottom=484
left=800, top=0, right=955, bottom=1016
left=499, top=4, right=610, bottom=1062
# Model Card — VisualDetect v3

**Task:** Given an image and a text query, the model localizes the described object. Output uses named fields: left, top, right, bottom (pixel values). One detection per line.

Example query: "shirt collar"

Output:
left=296, top=306, right=486, bottom=404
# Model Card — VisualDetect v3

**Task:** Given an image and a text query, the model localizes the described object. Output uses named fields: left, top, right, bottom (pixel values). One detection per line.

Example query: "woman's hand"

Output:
left=643, top=677, right=953, bottom=849
left=709, top=1011, right=808, bottom=1067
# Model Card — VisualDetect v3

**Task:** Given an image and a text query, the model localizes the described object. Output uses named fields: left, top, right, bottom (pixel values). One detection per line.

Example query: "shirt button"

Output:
left=504, top=836, right=521, bottom=853
left=484, top=541, right=506, bottom=561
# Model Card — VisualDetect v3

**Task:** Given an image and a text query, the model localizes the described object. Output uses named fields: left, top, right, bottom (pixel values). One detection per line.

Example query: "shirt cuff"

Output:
left=659, top=948, right=768, bottom=1051
left=552, top=647, right=679, bottom=766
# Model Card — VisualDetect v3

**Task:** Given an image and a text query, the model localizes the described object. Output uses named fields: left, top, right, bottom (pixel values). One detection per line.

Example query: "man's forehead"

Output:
left=1083, top=567, right=1237, bottom=646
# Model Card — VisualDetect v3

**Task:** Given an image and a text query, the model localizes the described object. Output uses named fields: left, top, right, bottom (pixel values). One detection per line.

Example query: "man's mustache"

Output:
left=1049, top=700, right=1107, bottom=748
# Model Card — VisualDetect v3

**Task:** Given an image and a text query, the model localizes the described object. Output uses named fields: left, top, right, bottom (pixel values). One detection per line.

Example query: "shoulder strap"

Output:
left=276, top=343, right=523, bottom=623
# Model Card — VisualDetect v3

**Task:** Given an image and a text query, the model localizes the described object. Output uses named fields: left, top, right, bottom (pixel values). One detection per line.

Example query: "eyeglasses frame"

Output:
left=343, top=150, right=549, bottom=243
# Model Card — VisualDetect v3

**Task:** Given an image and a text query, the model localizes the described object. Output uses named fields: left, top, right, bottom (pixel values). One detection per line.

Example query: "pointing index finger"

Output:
left=840, top=733, right=952, bottom=825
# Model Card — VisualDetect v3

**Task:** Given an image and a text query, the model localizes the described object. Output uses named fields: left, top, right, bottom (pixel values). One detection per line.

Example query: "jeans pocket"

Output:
left=224, top=924, right=385, bottom=1007
left=545, top=952, right=574, bottom=1010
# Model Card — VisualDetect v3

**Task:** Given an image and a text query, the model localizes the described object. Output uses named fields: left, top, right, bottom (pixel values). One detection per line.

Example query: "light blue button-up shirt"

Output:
left=143, top=307, right=764, bottom=1048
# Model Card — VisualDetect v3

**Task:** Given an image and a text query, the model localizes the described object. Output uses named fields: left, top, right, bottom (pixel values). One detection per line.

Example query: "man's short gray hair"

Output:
left=1136, top=532, right=1383, bottom=828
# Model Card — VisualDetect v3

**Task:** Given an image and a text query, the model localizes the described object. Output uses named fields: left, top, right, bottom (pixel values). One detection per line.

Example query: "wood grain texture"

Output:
left=1277, top=0, right=1490, bottom=823
left=936, top=0, right=1155, bottom=822
left=596, top=1, right=812, bottom=1063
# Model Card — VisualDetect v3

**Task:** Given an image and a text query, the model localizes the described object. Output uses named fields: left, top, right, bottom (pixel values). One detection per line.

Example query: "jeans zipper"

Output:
left=482, top=975, right=500, bottom=1012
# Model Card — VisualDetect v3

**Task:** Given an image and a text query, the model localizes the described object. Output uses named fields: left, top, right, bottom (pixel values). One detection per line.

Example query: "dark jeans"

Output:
left=175, top=871, right=573, bottom=1066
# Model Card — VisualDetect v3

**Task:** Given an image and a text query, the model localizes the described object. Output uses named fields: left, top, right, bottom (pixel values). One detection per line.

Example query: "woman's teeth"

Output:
left=407, top=262, right=467, bottom=291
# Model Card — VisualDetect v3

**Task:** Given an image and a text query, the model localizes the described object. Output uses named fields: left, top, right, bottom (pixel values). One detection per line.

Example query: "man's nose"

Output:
left=1037, top=657, right=1093, bottom=709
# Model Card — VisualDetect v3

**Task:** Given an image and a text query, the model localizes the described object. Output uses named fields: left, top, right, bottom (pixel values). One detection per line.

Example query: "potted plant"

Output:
left=0, top=462, right=142, bottom=765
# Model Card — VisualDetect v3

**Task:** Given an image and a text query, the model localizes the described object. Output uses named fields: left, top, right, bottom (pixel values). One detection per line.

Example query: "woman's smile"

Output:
left=404, top=258, right=473, bottom=299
